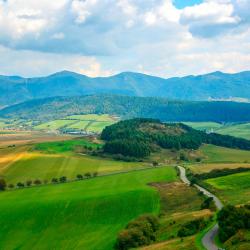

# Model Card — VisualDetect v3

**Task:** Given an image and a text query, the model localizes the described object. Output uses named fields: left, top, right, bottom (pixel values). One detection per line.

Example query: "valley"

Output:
left=0, top=118, right=249, bottom=250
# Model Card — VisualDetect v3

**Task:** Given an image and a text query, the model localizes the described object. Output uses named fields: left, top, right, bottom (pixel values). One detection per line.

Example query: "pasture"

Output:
left=189, top=163, right=250, bottom=174
left=201, top=144, right=250, bottom=163
left=216, top=122, right=250, bottom=140
left=0, top=167, right=177, bottom=250
left=0, top=149, right=148, bottom=185
left=185, top=122, right=250, bottom=140
left=34, top=114, right=118, bottom=133
left=205, top=171, right=250, bottom=205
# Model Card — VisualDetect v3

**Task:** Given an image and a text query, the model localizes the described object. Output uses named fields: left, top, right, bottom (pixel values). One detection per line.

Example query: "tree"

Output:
left=0, top=178, right=7, bottom=191
left=34, top=179, right=41, bottom=185
left=93, top=172, right=98, bottom=177
left=84, top=172, right=91, bottom=178
left=26, top=180, right=32, bottom=187
left=59, top=176, right=67, bottom=183
left=8, top=184, right=14, bottom=189
left=76, top=174, right=83, bottom=180
left=16, top=182, right=24, bottom=188
left=51, top=178, right=58, bottom=184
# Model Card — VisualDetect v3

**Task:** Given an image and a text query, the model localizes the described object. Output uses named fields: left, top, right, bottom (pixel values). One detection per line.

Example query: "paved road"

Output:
left=177, top=166, right=224, bottom=250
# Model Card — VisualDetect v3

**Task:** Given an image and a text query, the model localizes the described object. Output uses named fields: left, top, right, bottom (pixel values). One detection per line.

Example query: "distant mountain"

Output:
left=0, top=70, right=250, bottom=107
left=1, top=95, right=250, bottom=123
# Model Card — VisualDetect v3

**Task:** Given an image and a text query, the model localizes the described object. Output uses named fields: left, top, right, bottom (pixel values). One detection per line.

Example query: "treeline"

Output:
left=193, top=168, right=250, bottom=180
left=2, top=94, right=250, bottom=123
left=101, top=119, right=250, bottom=158
left=218, top=205, right=250, bottom=242
left=0, top=172, right=98, bottom=191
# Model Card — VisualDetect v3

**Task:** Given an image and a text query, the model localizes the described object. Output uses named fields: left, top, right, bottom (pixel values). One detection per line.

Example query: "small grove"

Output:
left=0, top=172, right=98, bottom=191
left=101, top=118, right=250, bottom=158
left=217, top=205, right=250, bottom=242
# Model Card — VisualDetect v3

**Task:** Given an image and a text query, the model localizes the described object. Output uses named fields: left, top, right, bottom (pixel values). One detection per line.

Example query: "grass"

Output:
left=86, top=121, right=115, bottom=133
left=184, top=122, right=222, bottom=131
left=67, top=114, right=116, bottom=121
left=189, top=163, right=250, bottom=174
left=34, top=119, right=76, bottom=130
left=216, top=123, right=250, bottom=140
left=0, top=167, right=177, bottom=250
left=0, top=137, right=151, bottom=184
left=140, top=236, right=198, bottom=250
left=185, top=122, right=250, bottom=140
left=66, top=120, right=90, bottom=130
left=201, top=144, right=250, bottom=163
left=34, top=139, right=101, bottom=153
left=205, top=171, right=250, bottom=205
left=148, top=181, right=213, bottom=248
left=1, top=151, right=148, bottom=184
left=34, top=114, right=118, bottom=133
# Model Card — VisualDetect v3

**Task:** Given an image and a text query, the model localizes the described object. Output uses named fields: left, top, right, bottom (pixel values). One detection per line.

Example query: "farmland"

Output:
left=0, top=114, right=118, bottom=134
left=200, top=144, right=250, bottom=163
left=204, top=171, right=250, bottom=205
left=185, top=122, right=250, bottom=140
left=34, top=114, right=118, bottom=133
left=0, top=139, right=148, bottom=184
left=0, top=167, right=177, bottom=250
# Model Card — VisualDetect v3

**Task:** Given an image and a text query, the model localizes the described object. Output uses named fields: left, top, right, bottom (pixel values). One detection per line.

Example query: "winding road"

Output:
left=177, top=166, right=223, bottom=250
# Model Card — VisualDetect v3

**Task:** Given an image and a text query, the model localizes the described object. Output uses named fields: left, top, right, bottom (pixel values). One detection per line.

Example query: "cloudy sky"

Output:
left=0, top=0, right=249, bottom=78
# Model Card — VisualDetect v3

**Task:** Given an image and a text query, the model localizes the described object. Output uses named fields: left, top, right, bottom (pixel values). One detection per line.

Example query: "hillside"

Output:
left=1, top=95, right=250, bottom=123
left=101, top=119, right=250, bottom=158
left=0, top=70, right=250, bottom=107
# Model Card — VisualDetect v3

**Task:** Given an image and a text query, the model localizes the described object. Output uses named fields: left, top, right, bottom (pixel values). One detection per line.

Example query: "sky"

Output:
left=0, top=0, right=249, bottom=78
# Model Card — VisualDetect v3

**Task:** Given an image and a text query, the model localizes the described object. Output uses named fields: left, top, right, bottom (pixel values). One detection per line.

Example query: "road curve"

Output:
left=177, top=166, right=223, bottom=250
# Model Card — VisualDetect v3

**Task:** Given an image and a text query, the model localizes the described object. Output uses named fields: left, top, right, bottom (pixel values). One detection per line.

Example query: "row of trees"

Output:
left=0, top=172, right=99, bottom=191
left=193, top=167, right=250, bottom=180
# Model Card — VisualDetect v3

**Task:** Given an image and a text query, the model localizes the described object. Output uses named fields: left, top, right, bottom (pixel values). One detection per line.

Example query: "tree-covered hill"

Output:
left=101, top=119, right=250, bottom=158
left=1, top=95, right=250, bottom=123
left=0, top=70, right=250, bottom=107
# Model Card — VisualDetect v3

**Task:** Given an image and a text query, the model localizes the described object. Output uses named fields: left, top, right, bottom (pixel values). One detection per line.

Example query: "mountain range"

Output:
left=1, top=70, right=250, bottom=107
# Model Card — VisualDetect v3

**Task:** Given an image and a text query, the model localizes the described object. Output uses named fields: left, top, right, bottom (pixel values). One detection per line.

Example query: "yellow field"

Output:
left=0, top=130, right=74, bottom=148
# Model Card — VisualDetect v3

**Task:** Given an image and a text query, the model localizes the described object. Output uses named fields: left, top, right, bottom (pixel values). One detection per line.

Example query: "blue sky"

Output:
left=173, top=0, right=203, bottom=9
left=0, top=0, right=249, bottom=78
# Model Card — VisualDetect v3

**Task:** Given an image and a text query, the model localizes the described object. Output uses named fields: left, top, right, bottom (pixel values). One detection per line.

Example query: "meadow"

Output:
left=34, top=114, right=118, bottom=133
left=0, top=148, right=148, bottom=185
left=184, top=122, right=250, bottom=140
left=205, top=171, right=250, bottom=205
left=0, top=167, right=177, bottom=250
left=200, top=144, right=250, bottom=163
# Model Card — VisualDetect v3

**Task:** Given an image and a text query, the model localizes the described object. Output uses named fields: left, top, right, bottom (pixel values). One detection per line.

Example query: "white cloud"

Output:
left=0, top=45, right=112, bottom=77
left=0, top=0, right=249, bottom=77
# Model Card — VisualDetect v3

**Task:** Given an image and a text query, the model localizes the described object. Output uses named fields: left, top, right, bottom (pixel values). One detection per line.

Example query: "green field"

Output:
left=0, top=167, right=177, bottom=250
left=201, top=144, right=250, bottom=163
left=34, top=139, right=101, bottom=153
left=35, top=119, right=76, bottom=130
left=184, top=122, right=223, bottom=131
left=34, top=114, right=118, bottom=133
left=185, top=122, right=250, bottom=140
left=1, top=149, right=147, bottom=185
left=216, top=123, right=250, bottom=140
left=205, top=171, right=250, bottom=205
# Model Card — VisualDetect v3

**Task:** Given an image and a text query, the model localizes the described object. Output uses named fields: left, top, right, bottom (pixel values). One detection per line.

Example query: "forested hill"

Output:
left=101, top=119, right=250, bottom=158
left=1, top=95, right=250, bottom=123
left=0, top=70, right=250, bottom=107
